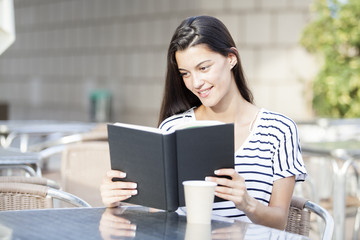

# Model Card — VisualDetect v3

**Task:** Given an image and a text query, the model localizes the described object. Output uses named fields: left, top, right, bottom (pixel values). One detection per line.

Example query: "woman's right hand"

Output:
left=100, top=170, right=138, bottom=208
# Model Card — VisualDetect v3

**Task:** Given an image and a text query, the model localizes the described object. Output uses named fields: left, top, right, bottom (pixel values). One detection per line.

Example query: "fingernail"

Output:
left=214, top=170, right=220, bottom=175
left=132, top=183, right=137, bottom=188
left=205, top=177, right=210, bottom=181
left=120, top=172, right=127, bottom=178
left=132, top=190, right=138, bottom=195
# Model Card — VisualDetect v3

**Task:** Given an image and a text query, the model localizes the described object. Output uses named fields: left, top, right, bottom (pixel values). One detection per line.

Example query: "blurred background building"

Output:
left=0, top=0, right=316, bottom=126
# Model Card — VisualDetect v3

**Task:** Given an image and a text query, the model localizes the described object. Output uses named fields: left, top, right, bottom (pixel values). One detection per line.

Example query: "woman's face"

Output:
left=175, top=44, right=237, bottom=109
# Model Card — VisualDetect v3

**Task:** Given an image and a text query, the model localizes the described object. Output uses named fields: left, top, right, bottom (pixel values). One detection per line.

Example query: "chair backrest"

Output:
left=61, top=141, right=111, bottom=207
left=286, top=196, right=334, bottom=240
left=0, top=176, right=60, bottom=189
left=0, top=182, right=91, bottom=211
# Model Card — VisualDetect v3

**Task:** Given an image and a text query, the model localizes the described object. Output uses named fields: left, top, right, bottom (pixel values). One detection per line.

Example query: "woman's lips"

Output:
left=198, top=87, right=212, bottom=98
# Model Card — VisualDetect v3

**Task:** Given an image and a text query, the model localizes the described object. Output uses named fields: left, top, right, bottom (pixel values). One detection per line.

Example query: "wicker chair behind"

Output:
left=286, top=196, right=334, bottom=240
left=0, top=183, right=53, bottom=210
left=0, top=177, right=91, bottom=211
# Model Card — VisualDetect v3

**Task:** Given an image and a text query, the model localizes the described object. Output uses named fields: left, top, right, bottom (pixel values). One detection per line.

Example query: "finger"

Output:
left=215, top=185, right=234, bottom=195
left=101, top=181, right=137, bottom=192
left=214, top=169, right=241, bottom=180
left=206, top=176, right=233, bottom=188
left=102, top=189, right=137, bottom=198
left=110, top=181, right=138, bottom=190
left=214, top=191, right=235, bottom=202
left=107, top=170, right=127, bottom=178
left=102, top=174, right=126, bottom=184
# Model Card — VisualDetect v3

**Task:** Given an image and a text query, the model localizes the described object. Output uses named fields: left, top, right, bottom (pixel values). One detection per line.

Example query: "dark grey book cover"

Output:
left=107, top=122, right=234, bottom=211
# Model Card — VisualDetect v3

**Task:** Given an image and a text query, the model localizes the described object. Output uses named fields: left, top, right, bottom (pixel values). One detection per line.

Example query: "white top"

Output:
left=159, top=107, right=307, bottom=222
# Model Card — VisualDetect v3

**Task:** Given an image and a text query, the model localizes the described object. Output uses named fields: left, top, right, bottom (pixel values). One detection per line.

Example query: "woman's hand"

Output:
left=205, top=168, right=256, bottom=213
left=100, top=170, right=138, bottom=208
left=206, top=169, right=295, bottom=230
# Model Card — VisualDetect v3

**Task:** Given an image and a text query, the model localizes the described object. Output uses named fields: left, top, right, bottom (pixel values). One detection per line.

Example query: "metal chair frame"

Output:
left=286, top=196, right=334, bottom=240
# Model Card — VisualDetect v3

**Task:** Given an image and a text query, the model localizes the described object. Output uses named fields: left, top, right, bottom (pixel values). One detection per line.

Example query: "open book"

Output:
left=107, top=120, right=234, bottom=211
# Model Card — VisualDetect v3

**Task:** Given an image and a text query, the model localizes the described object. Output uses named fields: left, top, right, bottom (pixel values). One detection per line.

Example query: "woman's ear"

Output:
left=228, top=47, right=238, bottom=69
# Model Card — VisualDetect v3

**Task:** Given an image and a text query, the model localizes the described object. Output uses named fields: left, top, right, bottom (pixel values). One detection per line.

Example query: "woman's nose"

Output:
left=192, top=73, right=204, bottom=89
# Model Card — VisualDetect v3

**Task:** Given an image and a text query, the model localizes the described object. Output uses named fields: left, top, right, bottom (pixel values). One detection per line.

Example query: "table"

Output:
left=0, top=147, right=42, bottom=176
left=0, top=120, right=96, bottom=151
left=0, top=206, right=309, bottom=240
left=302, top=140, right=360, bottom=240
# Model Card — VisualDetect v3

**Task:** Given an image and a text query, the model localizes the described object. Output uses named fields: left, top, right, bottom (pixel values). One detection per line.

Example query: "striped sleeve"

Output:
left=263, top=111, right=307, bottom=182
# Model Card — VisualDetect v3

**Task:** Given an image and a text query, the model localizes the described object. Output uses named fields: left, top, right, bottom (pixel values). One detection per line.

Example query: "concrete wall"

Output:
left=0, top=0, right=318, bottom=127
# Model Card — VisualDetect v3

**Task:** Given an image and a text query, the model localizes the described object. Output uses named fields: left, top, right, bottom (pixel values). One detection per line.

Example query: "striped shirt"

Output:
left=159, top=107, right=307, bottom=223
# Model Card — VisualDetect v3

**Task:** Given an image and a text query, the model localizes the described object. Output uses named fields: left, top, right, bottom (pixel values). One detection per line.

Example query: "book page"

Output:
left=113, top=122, right=162, bottom=134
left=113, top=120, right=226, bottom=135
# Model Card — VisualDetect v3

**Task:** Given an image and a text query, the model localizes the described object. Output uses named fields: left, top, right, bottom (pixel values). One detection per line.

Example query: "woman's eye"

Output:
left=180, top=72, right=189, bottom=78
left=200, top=65, right=210, bottom=71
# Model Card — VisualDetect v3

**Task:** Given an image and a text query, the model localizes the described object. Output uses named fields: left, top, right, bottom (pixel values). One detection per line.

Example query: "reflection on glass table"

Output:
left=0, top=205, right=309, bottom=240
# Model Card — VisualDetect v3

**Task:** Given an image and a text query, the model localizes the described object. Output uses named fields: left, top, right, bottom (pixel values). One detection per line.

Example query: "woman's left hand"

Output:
left=205, top=168, right=254, bottom=212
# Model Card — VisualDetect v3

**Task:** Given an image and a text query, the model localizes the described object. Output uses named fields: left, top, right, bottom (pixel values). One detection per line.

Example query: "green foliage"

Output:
left=300, top=0, right=360, bottom=118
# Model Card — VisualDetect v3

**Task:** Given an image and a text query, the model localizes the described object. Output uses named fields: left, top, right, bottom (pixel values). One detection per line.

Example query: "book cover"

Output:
left=107, top=121, right=234, bottom=211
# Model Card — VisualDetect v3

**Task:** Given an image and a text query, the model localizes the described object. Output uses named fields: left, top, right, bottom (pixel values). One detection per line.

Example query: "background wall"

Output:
left=0, top=0, right=317, bottom=126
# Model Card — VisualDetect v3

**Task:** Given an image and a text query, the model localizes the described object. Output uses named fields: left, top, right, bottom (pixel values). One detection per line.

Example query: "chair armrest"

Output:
left=304, top=200, right=334, bottom=240
left=47, top=188, right=91, bottom=208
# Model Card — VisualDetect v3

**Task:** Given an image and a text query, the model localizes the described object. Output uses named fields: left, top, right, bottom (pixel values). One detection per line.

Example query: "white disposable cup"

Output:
left=182, top=180, right=217, bottom=224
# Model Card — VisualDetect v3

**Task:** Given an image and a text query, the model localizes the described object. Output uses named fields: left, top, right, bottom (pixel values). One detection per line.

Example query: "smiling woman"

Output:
left=175, top=44, right=237, bottom=109
left=100, top=15, right=307, bottom=231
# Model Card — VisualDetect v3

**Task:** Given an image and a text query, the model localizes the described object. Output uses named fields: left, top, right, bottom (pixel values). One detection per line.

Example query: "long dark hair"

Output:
left=158, top=16, right=253, bottom=126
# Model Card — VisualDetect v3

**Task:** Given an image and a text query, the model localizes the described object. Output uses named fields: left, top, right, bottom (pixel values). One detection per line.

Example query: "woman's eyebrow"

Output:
left=178, top=60, right=211, bottom=71
left=196, top=60, right=211, bottom=67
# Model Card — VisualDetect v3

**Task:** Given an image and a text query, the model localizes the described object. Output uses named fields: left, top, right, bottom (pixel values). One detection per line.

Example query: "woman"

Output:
left=101, top=16, right=307, bottom=230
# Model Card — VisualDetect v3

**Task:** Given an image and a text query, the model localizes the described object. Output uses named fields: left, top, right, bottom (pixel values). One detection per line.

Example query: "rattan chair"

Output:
left=286, top=196, right=334, bottom=240
left=0, top=177, right=91, bottom=211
